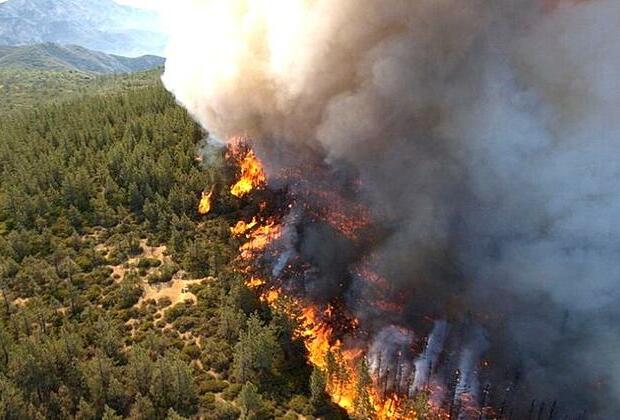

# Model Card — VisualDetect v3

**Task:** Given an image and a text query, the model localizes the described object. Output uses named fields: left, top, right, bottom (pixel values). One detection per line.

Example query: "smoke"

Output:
left=413, top=320, right=449, bottom=393
left=162, top=0, right=620, bottom=416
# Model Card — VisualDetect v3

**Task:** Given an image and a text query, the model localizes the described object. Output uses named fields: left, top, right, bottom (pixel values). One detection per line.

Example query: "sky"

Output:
left=114, top=0, right=164, bottom=10
left=0, top=0, right=162, bottom=8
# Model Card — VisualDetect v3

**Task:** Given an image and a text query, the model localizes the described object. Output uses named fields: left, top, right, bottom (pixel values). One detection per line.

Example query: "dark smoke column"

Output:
left=161, top=0, right=620, bottom=417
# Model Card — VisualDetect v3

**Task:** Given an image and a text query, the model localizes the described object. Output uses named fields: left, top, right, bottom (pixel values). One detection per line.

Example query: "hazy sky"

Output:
left=0, top=0, right=162, bottom=8
left=114, top=0, right=163, bottom=10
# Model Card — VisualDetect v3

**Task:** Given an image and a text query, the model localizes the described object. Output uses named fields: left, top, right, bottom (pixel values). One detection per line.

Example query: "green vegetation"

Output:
left=0, top=68, right=161, bottom=114
left=0, top=44, right=164, bottom=74
left=0, top=73, right=346, bottom=418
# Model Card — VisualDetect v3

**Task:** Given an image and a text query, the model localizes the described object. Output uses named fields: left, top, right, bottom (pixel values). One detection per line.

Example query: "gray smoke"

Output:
left=162, top=0, right=620, bottom=416
left=413, top=320, right=449, bottom=393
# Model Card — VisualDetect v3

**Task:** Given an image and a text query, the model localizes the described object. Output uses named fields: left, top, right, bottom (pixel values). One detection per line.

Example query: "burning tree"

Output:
left=173, top=0, right=620, bottom=415
left=200, top=141, right=460, bottom=419
left=353, top=359, right=375, bottom=419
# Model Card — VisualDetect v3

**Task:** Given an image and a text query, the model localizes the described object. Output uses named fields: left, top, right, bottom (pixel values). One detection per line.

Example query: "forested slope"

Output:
left=0, top=79, right=340, bottom=419
left=0, top=44, right=164, bottom=74
left=0, top=68, right=160, bottom=114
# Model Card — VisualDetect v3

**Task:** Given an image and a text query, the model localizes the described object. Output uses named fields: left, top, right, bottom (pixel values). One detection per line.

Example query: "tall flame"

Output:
left=198, top=189, right=214, bottom=214
left=230, top=149, right=266, bottom=197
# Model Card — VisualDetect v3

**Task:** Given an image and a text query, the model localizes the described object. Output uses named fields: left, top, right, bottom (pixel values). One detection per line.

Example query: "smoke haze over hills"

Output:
left=0, top=0, right=167, bottom=56
left=0, top=43, right=164, bottom=73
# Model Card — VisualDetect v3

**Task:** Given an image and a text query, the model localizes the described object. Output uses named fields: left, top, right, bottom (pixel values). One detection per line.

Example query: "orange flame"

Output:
left=245, top=276, right=266, bottom=288
left=230, top=149, right=266, bottom=197
left=239, top=221, right=282, bottom=258
left=261, top=289, right=281, bottom=304
left=236, top=216, right=445, bottom=418
left=198, top=189, right=214, bottom=214
left=231, top=217, right=259, bottom=236
left=300, top=306, right=335, bottom=368
left=226, top=146, right=448, bottom=419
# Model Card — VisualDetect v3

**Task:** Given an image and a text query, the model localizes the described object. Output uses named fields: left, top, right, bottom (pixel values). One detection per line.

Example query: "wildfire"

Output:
left=298, top=305, right=412, bottom=418
left=230, top=148, right=266, bottom=197
left=239, top=221, right=282, bottom=258
left=309, top=189, right=371, bottom=240
left=198, top=189, right=214, bottom=214
left=245, top=276, right=266, bottom=288
left=261, top=289, right=281, bottom=304
left=230, top=217, right=258, bottom=236
left=300, top=306, right=336, bottom=368
left=225, top=145, right=449, bottom=420
left=236, top=214, right=438, bottom=418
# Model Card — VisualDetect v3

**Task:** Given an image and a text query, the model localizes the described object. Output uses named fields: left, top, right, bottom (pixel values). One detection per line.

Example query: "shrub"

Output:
left=147, top=263, right=179, bottom=284
left=158, top=296, right=173, bottom=308
left=206, top=401, right=239, bottom=420
left=137, top=257, right=161, bottom=269
left=288, top=395, right=309, bottom=413
left=200, top=393, right=216, bottom=409
left=173, top=316, right=197, bottom=333
left=199, top=379, right=229, bottom=394
left=221, top=383, right=242, bottom=401
left=183, top=343, right=201, bottom=360
left=201, top=339, right=232, bottom=373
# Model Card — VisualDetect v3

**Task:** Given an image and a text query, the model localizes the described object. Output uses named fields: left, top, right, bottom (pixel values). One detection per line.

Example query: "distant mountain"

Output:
left=0, top=0, right=167, bottom=57
left=0, top=43, right=164, bottom=73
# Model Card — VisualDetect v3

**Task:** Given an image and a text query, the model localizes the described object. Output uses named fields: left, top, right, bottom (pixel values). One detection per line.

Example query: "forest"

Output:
left=0, top=73, right=348, bottom=419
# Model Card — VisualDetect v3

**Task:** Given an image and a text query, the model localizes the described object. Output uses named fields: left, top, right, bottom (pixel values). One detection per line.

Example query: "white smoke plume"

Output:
left=161, top=0, right=620, bottom=416
left=413, top=320, right=449, bottom=393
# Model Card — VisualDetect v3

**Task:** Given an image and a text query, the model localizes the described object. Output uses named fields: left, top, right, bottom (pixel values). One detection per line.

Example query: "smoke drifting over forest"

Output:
left=162, top=0, right=620, bottom=416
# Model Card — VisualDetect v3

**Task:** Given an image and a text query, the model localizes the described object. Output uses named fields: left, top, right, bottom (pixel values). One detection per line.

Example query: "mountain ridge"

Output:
left=0, top=0, right=167, bottom=56
left=0, top=43, right=164, bottom=73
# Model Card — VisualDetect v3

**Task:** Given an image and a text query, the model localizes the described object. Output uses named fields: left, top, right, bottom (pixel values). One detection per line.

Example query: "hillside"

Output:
left=0, top=0, right=167, bottom=56
left=0, top=43, right=164, bottom=73
left=0, top=75, right=345, bottom=419
left=0, top=67, right=161, bottom=114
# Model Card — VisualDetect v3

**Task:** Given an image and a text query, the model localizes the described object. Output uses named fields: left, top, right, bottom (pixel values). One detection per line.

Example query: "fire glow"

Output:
left=198, top=189, right=213, bottom=215
left=216, top=142, right=455, bottom=419
left=228, top=143, right=266, bottom=198
left=168, top=0, right=619, bottom=416
left=230, top=217, right=258, bottom=236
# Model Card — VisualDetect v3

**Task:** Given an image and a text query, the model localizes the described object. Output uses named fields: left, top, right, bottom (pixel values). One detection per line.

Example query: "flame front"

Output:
left=215, top=142, right=449, bottom=419
left=198, top=189, right=213, bottom=214
left=238, top=228, right=415, bottom=418
left=239, top=221, right=281, bottom=259
left=230, top=148, right=266, bottom=197
left=230, top=217, right=259, bottom=236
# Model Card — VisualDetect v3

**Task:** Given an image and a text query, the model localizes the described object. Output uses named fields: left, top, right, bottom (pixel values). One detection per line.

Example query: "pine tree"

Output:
left=165, top=408, right=189, bottom=420
left=149, top=352, right=197, bottom=418
left=125, top=346, right=154, bottom=397
left=129, top=394, right=156, bottom=420
left=216, top=302, right=246, bottom=343
left=237, top=382, right=263, bottom=420
left=0, top=324, right=10, bottom=371
left=0, top=376, right=30, bottom=420
left=233, top=315, right=283, bottom=385
left=404, top=391, right=431, bottom=419
left=310, top=366, right=328, bottom=413
left=353, top=358, right=375, bottom=420
left=101, top=405, right=122, bottom=420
